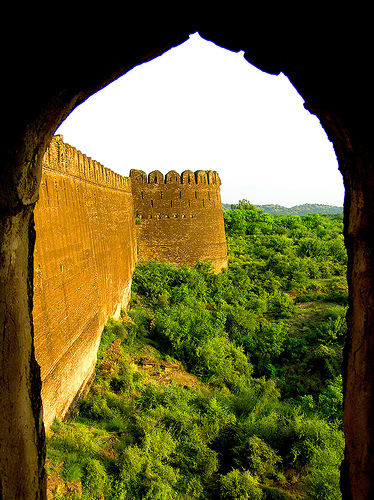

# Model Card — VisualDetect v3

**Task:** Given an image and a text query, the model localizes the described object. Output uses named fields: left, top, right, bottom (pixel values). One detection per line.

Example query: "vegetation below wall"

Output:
left=46, top=204, right=347, bottom=499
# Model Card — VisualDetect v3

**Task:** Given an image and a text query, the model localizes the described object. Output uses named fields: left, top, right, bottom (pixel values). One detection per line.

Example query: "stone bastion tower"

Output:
left=130, top=168, right=228, bottom=272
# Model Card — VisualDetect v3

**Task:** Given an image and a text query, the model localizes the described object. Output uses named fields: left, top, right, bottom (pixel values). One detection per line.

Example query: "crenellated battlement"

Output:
left=130, top=168, right=221, bottom=186
left=130, top=166, right=227, bottom=272
left=44, top=135, right=131, bottom=191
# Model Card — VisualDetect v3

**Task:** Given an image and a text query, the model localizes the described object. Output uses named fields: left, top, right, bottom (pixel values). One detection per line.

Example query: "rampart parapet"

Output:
left=181, top=170, right=196, bottom=184
left=130, top=167, right=228, bottom=272
left=165, top=170, right=181, bottom=184
left=148, top=170, right=164, bottom=183
left=130, top=168, right=221, bottom=185
left=44, top=135, right=131, bottom=191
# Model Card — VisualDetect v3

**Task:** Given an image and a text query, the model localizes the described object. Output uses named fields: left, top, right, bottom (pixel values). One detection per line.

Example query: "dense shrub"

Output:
left=46, top=206, right=346, bottom=499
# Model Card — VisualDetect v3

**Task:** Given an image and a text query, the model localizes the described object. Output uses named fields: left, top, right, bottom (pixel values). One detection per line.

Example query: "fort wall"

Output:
left=130, top=169, right=228, bottom=272
left=33, top=136, right=136, bottom=428
left=33, top=136, right=227, bottom=429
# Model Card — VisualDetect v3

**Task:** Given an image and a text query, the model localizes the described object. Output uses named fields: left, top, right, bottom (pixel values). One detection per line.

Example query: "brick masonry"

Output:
left=130, top=169, right=228, bottom=272
left=33, top=136, right=227, bottom=428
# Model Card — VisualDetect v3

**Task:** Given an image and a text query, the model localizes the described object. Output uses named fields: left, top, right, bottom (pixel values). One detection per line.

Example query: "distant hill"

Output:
left=222, top=203, right=343, bottom=215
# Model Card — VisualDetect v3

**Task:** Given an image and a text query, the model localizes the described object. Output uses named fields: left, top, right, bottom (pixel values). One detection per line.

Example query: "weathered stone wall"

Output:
left=33, top=136, right=137, bottom=429
left=130, top=169, right=228, bottom=272
left=33, top=138, right=227, bottom=430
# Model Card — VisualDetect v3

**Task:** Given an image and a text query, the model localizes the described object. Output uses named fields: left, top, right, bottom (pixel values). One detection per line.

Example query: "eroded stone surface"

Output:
left=0, top=207, right=46, bottom=499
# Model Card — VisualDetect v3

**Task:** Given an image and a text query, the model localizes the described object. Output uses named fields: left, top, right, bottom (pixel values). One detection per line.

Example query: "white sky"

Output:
left=56, top=32, right=344, bottom=207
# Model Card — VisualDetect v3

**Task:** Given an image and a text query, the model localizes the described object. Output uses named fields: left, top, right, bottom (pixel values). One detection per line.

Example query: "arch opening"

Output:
left=38, top=30, right=346, bottom=497
left=56, top=32, right=344, bottom=209
left=1, top=18, right=374, bottom=500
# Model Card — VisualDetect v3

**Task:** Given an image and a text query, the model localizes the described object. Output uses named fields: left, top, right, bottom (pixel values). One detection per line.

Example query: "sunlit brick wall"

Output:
left=33, top=136, right=136, bottom=428
left=130, top=168, right=228, bottom=272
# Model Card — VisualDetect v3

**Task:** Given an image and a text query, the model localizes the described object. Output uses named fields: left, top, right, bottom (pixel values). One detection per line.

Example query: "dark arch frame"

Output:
left=1, top=10, right=373, bottom=500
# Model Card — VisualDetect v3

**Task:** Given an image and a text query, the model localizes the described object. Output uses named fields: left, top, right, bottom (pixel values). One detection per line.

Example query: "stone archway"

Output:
left=1, top=11, right=373, bottom=500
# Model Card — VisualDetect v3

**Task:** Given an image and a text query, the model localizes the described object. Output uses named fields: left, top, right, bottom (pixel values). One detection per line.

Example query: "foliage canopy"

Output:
left=47, top=204, right=346, bottom=499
